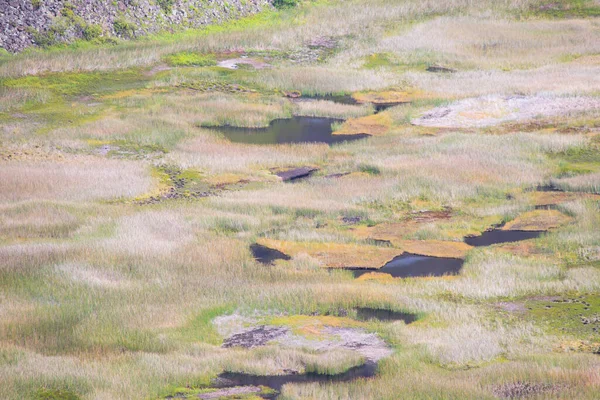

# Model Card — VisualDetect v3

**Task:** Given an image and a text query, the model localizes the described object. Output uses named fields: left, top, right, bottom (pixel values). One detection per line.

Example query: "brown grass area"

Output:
left=352, top=90, right=430, bottom=104
left=401, top=239, right=472, bottom=258
left=503, top=209, right=574, bottom=231
left=526, top=191, right=600, bottom=206
left=0, top=158, right=152, bottom=203
left=255, top=238, right=402, bottom=269
left=333, top=113, right=392, bottom=136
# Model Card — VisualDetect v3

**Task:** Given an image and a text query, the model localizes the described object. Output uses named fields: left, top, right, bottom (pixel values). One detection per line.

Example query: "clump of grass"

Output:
left=273, top=0, right=301, bottom=9
left=358, top=164, right=381, bottom=175
left=164, top=52, right=217, bottom=67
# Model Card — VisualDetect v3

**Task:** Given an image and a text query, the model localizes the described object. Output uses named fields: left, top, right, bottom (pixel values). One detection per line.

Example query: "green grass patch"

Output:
left=530, top=0, right=600, bottom=18
left=3, top=69, right=151, bottom=97
left=171, top=305, right=234, bottom=345
left=164, top=52, right=217, bottom=67
left=527, top=294, right=600, bottom=344
left=363, top=53, right=396, bottom=69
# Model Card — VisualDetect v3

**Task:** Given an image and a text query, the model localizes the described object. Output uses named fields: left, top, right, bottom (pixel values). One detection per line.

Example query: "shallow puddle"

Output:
left=250, top=244, right=291, bottom=265
left=353, top=253, right=464, bottom=278
left=355, top=307, right=418, bottom=324
left=212, top=116, right=368, bottom=144
left=464, top=230, right=544, bottom=247
left=214, top=361, right=377, bottom=398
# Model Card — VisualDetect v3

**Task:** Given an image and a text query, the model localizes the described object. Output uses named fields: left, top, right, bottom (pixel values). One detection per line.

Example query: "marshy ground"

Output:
left=1, top=0, right=600, bottom=399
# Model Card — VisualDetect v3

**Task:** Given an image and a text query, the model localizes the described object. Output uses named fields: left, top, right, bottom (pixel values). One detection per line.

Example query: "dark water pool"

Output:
left=250, top=244, right=291, bottom=265
left=353, top=253, right=464, bottom=278
left=355, top=307, right=418, bottom=324
left=297, top=95, right=405, bottom=112
left=464, top=230, right=544, bottom=247
left=215, top=362, right=377, bottom=398
left=212, top=116, right=368, bottom=145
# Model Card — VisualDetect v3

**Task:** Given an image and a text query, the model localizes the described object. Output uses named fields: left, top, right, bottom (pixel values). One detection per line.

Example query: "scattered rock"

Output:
left=426, top=65, right=456, bottom=73
left=272, top=166, right=319, bottom=182
left=341, top=215, right=362, bottom=224
left=222, top=326, right=289, bottom=348
left=492, top=382, right=567, bottom=399
left=0, top=0, right=272, bottom=53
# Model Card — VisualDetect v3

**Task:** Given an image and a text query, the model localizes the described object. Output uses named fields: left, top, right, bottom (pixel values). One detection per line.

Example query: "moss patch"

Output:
left=527, top=294, right=600, bottom=349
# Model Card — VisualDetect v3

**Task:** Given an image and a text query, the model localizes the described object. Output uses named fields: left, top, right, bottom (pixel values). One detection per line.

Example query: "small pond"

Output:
left=212, top=116, right=368, bottom=145
left=353, top=253, right=464, bottom=278
left=464, top=230, right=544, bottom=247
left=215, top=361, right=377, bottom=398
left=296, top=95, right=403, bottom=112
left=250, top=244, right=291, bottom=265
left=355, top=307, right=418, bottom=324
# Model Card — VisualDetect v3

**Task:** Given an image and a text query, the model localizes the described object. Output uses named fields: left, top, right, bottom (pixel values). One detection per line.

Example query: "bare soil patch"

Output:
left=413, top=95, right=600, bottom=128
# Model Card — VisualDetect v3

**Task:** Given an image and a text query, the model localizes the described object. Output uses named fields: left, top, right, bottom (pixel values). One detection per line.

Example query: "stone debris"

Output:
left=0, top=0, right=272, bottom=52
left=272, top=166, right=319, bottom=182
left=222, top=325, right=289, bottom=348
left=426, top=65, right=457, bottom=73
left=492, top=382, right=567, bottom=399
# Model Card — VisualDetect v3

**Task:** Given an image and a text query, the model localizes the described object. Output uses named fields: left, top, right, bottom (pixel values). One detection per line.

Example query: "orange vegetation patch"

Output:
left=401, top=239, right=472, bottom=259
left=205, top=173, right=249, bottom=187
left=267, top=315, right=363, bottom=337
left=355, top=271, right=396, bottom=283
left=333, top=113, right=392, bottom=136
left=502, top=210, right=573, bottom=231
left=527, top=191, right=600, bottom=206
left=557, top=340, right=600, bottom=354
left=495, top=241, right=545, bottom=258
left=348, top=218, right=473, bottom=258
left=255, top=238, right=402, bottom=269
left=352, top=90, right=429, bottom=104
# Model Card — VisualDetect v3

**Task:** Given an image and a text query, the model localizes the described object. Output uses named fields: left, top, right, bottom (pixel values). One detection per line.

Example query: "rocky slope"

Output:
left=0, top=0, right=273, bottom=52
